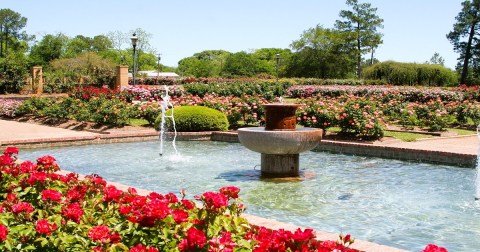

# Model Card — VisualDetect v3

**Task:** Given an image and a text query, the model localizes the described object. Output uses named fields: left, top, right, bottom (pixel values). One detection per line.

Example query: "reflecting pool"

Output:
left=21, top=141, right=480, bottom=251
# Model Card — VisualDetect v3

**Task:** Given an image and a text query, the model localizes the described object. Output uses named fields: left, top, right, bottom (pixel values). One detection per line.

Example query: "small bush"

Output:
left=155, top=106, right=229, bottom=132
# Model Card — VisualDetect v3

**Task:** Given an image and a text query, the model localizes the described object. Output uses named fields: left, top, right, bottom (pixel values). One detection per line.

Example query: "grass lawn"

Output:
left=447, top=128, right=476, bottom=135
left=128, top=118, right=150, bottom=127
left=383, top=131, right=434, bottom=142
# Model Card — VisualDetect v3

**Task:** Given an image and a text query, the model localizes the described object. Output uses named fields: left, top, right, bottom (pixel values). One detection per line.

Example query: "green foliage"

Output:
left=335, top=0, right=384, bottom=77
left=221, top=51, right=270, bottom=77
left=183, top=80, right=291, bottom=99
left=177, top=57, right=216, bottom=77
left=0, top=8, right=29, bottom=58
left=29, top=33, right=69, bottom=66
left=155, top=106, right=229, bottom=132
left=447, top=0, right=480, bottom=84
left=363, top=61, right=458, bottom=86
left=15, top=97, right=53, bottom=116
left=0, top=51, right=29, bottom=93
left=288, top=25, right=356, bottom=78
left=47, top=52, right=116, bottom=89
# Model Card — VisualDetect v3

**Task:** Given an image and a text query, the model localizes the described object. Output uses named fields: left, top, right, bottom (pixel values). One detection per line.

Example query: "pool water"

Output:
left=21, top=141, right=480, bottom=251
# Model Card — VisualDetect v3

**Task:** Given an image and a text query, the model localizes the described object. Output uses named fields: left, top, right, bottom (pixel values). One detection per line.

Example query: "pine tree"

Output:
left=335, top=0, right=383, bottom=78
left=447, top=0, right=480, bottom=84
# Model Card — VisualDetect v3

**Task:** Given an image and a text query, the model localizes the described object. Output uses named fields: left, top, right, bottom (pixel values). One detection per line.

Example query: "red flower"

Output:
left=165, top=192, right=178, bottom=203
left=423, top=244, right=448, bottom=252
left=3, top=147, right=18, bottom=156
left=219, top=186, right=240, bottom=199
left=27, top=171, right=47, bottom=185
left=6, top=193, right=17, bottom=203
left=36, top=155, right=56, bottom=166
left=181, top=199, right=195, bottom=210
left=66, top=186, right=87, bottom=202
left=36, top=155, right=59, bottom=172
left=172, top=209, right=189, bottom=224
left=88, top=225, right=110, bottom=243
left=0, top=155, right=14, bottom=166
left=129, top=244, right=159, bottom=252
left=18, top=161, right=37, bottom=174
left=41, top=189, right=62, bottom=202
left=178, top=227, right=206, bottom=251
left=138, top=199, right=171, bottom=227
left=85, top=174, right=107, bottom=187
left=198, top=191, right=229, bottom=210
left=292, top=228, right=315, bottom=243
left=62, top=202, right=83, bottom=223
left=103, top=185, right=123, bottom=202
left=0, top=224, right=8, bottom=241
left=12, top=202, right=34, bottom=214
left=36, top=219, right=58, bottom=235
left=88, top=225, right=121, bottom=244
left=208, top=232, right=236, bottom=252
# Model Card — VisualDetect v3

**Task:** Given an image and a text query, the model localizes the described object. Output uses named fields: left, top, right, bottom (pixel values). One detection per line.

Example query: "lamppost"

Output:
left=276, top=53, right=280, bottom=83
left=130, top=33, right=138, bottom=86
left=156, top=54, right=161, bottom=84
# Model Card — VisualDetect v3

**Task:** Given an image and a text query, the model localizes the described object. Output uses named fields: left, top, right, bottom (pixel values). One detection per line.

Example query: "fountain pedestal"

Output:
left=261, top=154, right=299, bottom=176
left=238, top=104, right=322, bottom=177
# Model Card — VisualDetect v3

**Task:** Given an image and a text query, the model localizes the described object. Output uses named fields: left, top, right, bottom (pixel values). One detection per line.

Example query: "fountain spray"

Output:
left=159, top=85, right=178, bottom=156
left=476, top=124, right=480, bottom=200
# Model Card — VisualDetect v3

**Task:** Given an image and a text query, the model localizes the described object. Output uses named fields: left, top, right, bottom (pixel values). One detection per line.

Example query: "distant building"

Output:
left=128, top=71, right=180, bottom=79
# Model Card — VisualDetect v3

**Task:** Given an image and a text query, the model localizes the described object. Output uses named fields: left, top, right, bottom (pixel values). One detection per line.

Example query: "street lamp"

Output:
left=276, top=53, right=280, bottom=83
left=156, top=54, right=161, bottom=84
left=130, top=33, right=139, bottom=86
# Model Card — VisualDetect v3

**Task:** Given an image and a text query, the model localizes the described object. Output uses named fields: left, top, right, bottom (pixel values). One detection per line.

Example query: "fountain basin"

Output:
left=238, top=127, right=322, bottom=177
left=237, top=127, right=322, bottom=154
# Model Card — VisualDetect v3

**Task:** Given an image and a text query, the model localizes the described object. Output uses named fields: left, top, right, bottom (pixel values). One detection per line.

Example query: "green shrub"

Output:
left=155, top=106, right=229, bottom=132
left=15, top=97, right=53, bottom=116
left=363, top=61, right=458, bottom=86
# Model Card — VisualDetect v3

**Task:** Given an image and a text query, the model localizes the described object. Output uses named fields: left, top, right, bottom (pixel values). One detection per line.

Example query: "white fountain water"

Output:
left=159, top=85, right=178, bottom=156
left=476, top=124, right=480, bottom=200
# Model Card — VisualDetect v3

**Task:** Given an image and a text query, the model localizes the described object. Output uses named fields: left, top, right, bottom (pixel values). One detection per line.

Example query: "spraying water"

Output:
left=159, top=85, right=178, bottom=156
left=476, top=124, right=480, bottom=200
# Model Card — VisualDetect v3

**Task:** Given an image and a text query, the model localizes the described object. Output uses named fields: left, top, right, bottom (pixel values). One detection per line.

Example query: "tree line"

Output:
left=0, top=0, right=479, bottom=93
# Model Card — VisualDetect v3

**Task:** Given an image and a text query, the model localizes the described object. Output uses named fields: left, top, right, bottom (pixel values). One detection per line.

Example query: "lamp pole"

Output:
left=276, top=53, right=280, bottom=83
left=130, top=33, right=138, bottom=86
left=156, top=54, right=161, bottom=84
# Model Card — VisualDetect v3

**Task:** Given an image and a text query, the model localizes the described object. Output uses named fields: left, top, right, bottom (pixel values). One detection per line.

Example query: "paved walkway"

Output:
left=0, top=119, right=99, bottom=141
left=375, top=134, right=478, bottom=155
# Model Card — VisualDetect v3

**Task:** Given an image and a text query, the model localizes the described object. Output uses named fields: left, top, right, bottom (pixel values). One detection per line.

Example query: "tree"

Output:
left=0, top=9, right=28, bottom=58
left=177, top=57, right=215, bottom=77
left=287, top=25, right=355, bottom=78
left=30, top=33, right=69, bottom=66
left=447, top=0, right=480, bottom=84
left=335, top=0, right=383, bottom=78
left=427, top=52, right=446, bottom=66
left=193, top=50, right=231, bottom=76
left=221, top=51, right=274, bottom=77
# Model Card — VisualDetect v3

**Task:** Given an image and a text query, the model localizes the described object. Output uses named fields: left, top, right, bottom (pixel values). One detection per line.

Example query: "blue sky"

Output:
left=3, top=0, right=463, bottom=69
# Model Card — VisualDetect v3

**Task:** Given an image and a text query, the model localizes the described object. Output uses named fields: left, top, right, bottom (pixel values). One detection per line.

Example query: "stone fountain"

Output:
left=238, top=104, right=323, bottom=177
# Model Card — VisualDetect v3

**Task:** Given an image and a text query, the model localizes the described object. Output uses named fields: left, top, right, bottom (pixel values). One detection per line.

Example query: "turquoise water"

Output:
left=21, top=141, right=480, bottom=251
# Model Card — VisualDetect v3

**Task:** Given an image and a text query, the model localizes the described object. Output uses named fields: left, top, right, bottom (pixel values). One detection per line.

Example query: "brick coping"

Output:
left=54, top=170, right=407, bottom=252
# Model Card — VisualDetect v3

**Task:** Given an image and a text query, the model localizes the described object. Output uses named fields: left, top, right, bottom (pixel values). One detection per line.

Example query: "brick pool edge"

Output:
left=3, top=130, right=476, bottom=168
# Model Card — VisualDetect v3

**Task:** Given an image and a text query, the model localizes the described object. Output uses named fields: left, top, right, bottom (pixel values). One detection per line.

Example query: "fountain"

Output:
left=159, top=85, right=178, bottom=156
left=237, top=103, right=323, bottom=177
left=476, top=124, right=480, bottom=200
